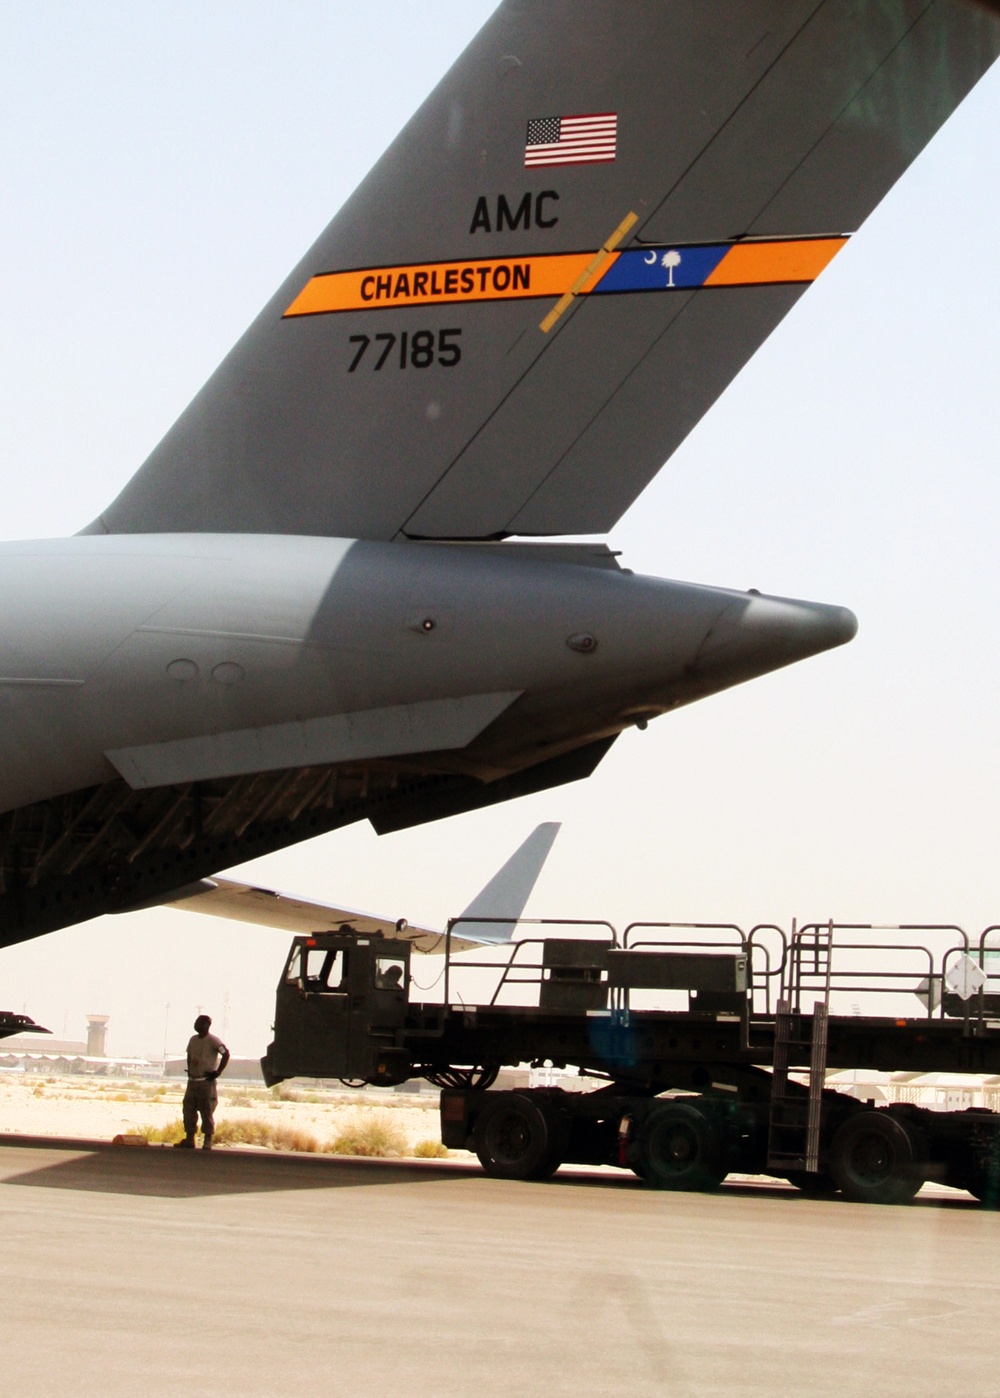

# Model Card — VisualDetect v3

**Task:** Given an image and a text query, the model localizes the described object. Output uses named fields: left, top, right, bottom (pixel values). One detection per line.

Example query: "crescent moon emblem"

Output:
left=644, top=251, right=657, bottom=265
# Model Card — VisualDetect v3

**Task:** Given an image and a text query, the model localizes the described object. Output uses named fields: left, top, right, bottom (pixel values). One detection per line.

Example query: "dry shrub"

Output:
left=136, top=1116, right=319, bottom=1151
left=270, top=1083, right=305, bottom=1102
left=212, top=1117, right=319, bottom=1152
left=412, top=1139, right=449, bottom=1159
left=326, top=1110, right=408, bottom=1158
left=223, top=1088, right=257, bottom=1108
left=140, top=1118, right=186, bottom=1144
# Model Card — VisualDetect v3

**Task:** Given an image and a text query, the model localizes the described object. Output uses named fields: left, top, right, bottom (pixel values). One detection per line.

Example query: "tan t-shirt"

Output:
left=186, top=1031, right=226, bottom=1080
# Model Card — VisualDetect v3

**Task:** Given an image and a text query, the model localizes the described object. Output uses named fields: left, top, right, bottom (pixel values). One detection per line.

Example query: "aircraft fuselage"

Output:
left=0, top=534, right=855, bottom=817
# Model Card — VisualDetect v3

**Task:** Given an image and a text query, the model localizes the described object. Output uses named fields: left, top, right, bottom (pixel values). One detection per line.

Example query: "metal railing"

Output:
left=789, top=923, right=966, bottom=1023
left=442, top=917, right=617, bottom=1007
left=429, top=914, right=1000, bottom=1029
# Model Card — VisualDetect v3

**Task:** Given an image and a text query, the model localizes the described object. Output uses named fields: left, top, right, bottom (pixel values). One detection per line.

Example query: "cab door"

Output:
left=271, top=939, right=353, bottom=1079
left=341, top=941, right=410, bottom=1079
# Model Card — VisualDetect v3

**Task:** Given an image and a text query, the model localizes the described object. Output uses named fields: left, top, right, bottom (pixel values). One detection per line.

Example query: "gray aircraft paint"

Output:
left=161, top=821, right=563, bottom=953
left=454, top=819, right=561, bottom=943
left=0, top=533, right=852, bottom=816
left=1, top=1, right=998, bottom=946
left=89, top=1, right=1000, bottom=543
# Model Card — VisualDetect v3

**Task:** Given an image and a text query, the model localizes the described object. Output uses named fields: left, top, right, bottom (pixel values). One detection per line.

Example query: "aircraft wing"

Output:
left=166, top=878, right=455, bottom=953
left=165, top=822, right=561, bottom=954
left=95, top=1, right=1000, bottom=542
left=0, top=1012, right=50, bottom=1042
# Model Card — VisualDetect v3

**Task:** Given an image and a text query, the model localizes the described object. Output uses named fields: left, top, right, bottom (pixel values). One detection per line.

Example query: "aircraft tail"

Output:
left=87, top=1, right=1000, bottom=544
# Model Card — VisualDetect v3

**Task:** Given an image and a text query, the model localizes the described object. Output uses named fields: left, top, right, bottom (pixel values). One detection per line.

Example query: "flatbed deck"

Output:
left=397, top=1003, right=1000, bottom=1084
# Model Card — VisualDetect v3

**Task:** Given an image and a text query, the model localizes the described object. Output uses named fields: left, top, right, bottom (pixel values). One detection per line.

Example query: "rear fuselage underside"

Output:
left=0, top=534, right=854, bottom=944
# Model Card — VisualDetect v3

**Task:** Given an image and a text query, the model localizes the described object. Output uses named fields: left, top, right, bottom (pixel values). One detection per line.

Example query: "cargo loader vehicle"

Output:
left=261, top=917, right=1000, bottom=1205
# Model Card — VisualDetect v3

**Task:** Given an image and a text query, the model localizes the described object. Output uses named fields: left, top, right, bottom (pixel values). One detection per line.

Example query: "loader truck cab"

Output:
left=262, top=933, right=410, bottom=1087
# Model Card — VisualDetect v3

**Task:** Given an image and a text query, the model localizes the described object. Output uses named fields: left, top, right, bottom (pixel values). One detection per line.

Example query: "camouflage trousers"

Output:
left=182, top=1078, right=218, bottom=1140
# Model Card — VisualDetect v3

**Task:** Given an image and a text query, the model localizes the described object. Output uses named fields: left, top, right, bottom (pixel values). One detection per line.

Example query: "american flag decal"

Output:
left=525, top=112, right=617, bottom=168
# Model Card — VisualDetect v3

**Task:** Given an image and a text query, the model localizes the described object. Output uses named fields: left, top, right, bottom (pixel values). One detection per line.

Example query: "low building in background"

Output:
left=824, top=1069, right=1000, bottom=1111
left=0, top=1014, right=150, bottom=1076
left=164, top=1056, right=264, bottom=1082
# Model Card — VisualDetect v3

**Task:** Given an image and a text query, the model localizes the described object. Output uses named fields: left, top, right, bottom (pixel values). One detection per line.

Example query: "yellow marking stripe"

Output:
left=539, top=210, right=638, bottom=333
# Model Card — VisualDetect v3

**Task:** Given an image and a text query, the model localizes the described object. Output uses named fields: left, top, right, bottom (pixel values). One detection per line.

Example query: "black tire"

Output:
left=525, top=1099, right=567, bottom=1179
left=784, top=1169, right=838, bottom=1197
left=963, top=1145, right=1000, bottom=1208
left=636, top=1101, right=728, bottom=1192
left=473, top=1094, right=564, bottom=1181
left=830, top=1111, right=925, bottom=1205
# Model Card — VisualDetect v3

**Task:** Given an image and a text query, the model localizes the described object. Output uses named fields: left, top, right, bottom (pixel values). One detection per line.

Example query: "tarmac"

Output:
left=1, top=1137, right=998, bottom=1397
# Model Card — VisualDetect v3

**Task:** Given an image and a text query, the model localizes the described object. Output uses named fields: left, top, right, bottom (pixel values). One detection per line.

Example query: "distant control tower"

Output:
left=86, top=1015, right=109, bottom=1057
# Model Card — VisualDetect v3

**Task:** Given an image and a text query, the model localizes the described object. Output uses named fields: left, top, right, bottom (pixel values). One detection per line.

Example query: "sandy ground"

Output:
left=0, top=1072, right=975, bottom=1202
left=0, top=1072, right=449, bottom=1151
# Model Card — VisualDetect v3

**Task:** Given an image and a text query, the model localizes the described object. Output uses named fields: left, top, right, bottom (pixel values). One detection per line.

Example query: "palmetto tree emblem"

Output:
left=661, top=249, right=682, bottom=287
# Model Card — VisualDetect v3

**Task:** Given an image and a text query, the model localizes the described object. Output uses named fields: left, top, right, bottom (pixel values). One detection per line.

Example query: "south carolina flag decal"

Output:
left=525, top=113, right=617, bottom=167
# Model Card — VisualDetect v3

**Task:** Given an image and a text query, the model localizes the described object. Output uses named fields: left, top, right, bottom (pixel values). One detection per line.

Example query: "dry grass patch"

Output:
left=270, top=1083, right=317, bottom=1103
left=326, top=1110, right=408, bottom=1158
left=138, top=1118, right=186, bottom=1144
left=412, top=1139, right=449, bottom=1159
left=135, top=1116, right=321, bottom=1151
left=222, top=1087, right=261, bottom=1108
left=212, top=1117, right=320, bottom=1152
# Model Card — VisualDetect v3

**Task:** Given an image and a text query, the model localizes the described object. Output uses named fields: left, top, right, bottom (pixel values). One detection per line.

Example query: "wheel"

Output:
left=963, top=1144, right=1000, bottom=1207
left=636, top=1101, right=728, bottom=1192
left=830, top=1111, right=925, bottom=1205
left=784, top=1169, right=838, bottom=1197
left=473, top=1094, right=565, bottom=1181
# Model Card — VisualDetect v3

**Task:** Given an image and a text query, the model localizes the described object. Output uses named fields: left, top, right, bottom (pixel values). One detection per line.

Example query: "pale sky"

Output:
left=2, top=3, right=1000, bottom=1058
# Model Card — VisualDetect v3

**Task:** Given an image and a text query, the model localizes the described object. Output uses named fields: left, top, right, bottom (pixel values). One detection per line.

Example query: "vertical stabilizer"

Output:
left=87, top=2, right=1000, bottom=543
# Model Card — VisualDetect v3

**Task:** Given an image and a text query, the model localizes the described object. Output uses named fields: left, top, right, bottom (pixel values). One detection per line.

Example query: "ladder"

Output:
left=766, top=919, right=833, bottom=1175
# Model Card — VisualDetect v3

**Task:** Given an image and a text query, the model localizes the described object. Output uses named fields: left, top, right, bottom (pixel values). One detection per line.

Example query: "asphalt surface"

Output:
left=1, top=1138, right=998, bottom=1397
